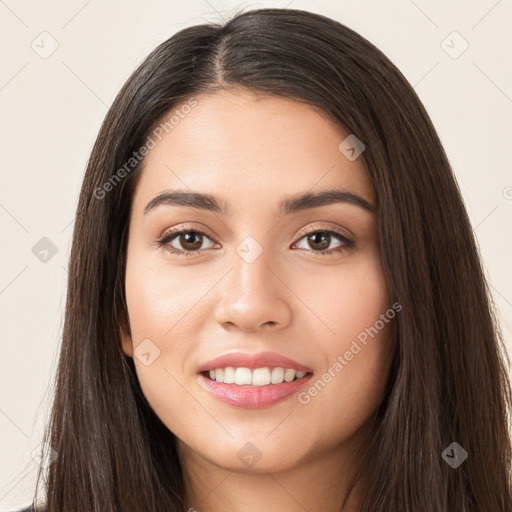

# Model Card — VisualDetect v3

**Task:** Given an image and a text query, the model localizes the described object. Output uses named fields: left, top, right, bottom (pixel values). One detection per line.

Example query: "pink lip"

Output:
left=197, top=372, right=313, bottom=409
left=197, top=351, right=312, bottom=373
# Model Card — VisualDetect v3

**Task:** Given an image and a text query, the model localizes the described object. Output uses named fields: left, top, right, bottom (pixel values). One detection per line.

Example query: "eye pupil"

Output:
left=180, top=232, right=202, bottom=250
left=308, top=232, right=329, bottom=251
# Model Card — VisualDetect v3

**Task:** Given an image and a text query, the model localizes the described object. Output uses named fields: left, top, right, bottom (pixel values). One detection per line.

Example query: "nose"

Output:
left=214, top=244, right=292, bottom=332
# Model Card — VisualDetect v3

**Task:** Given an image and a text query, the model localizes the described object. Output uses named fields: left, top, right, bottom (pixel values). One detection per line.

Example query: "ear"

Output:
left=119, top=312, right=133, bottom=357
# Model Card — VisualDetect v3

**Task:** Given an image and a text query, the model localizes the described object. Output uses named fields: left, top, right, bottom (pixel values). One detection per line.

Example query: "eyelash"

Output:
left=156, top=225, right=356, bottom=258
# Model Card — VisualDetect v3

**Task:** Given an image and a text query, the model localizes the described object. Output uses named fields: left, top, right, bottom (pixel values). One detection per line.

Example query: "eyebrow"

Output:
left=143, top=188, right=375, bottom=216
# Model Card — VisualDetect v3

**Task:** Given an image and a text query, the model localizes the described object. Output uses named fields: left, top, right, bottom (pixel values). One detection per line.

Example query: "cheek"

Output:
left=294, top=249, right=390, bottom=342
left=297, top=252, right=392, bottom=426
left=311, top=331, right=392, bottom=439
left=124, top=252, right=218, bottom=429
left=125, top=250, right=210, bottom=342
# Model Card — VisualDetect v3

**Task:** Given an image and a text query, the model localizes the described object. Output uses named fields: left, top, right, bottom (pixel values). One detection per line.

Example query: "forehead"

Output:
left=131, top=89, right=374, bottom=212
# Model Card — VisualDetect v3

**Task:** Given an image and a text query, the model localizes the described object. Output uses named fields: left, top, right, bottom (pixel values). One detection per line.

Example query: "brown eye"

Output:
left=177, top=232, right=203, bottom=251
left=293, top=228, right=355, bottom=256
left=157, top=228, right=217, bottom=256
left=306, top=232, right=330, bottom=251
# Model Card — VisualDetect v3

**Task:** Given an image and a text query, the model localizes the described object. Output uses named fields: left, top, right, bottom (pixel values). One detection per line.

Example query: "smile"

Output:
left=196, top=350, right=314, bottom=408
left=197, top=368, right=313, bottom=408
left=204, top=366, right=307, bottom=385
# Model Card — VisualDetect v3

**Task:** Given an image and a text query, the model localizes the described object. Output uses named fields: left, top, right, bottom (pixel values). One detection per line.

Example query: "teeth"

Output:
left=284, top=369, right=295, bottom=382
left=271, top=367, right=284, bottom=384
left=223, top=367, right=235, bottom=384
left=215, top=368, right=225, bottom=382
left=234, top=367, right=252, bottom=385
left=252, top=367, right=271, bottom=386
left=206, top=366, right=308, bottom=385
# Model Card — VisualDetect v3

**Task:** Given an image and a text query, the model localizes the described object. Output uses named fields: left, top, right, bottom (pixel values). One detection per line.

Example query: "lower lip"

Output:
left=197, top=372, right=313, bottom=409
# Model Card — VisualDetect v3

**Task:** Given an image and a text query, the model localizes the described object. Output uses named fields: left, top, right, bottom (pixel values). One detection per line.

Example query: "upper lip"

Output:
left=198, top=351, right=313, bottom=373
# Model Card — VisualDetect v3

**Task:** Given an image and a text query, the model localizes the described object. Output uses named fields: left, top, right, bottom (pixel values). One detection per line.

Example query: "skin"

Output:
left=121, top=88, right=394, bottom=511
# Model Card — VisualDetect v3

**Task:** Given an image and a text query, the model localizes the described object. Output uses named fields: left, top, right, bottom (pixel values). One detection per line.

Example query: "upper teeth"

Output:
left=207, top=367, right=307, bottom=386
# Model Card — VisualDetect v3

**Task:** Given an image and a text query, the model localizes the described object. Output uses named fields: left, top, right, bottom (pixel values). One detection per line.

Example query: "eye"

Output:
left=156, top=227, right=217, bottom=257
left=292, top=228, right=355, bottom=256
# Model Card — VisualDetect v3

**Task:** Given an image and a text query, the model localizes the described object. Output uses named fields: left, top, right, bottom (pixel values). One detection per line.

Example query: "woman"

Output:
left=21, top=7, right=511, bottom=511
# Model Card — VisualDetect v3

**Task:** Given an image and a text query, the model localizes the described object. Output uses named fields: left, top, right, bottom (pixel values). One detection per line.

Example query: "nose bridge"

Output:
left=233, top=235, right=270, bottom=289
left=230, top=234, right=278, bottom=305
left=214, top=234, right=291, bottom=330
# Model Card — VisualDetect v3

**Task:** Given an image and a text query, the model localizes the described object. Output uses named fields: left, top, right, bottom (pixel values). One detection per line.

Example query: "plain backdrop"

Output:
left=1, top=0, right=511, bottom=509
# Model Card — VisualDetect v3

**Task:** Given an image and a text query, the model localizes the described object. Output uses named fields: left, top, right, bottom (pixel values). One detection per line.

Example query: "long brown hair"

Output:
left=30, top=7, right=511, bottom=511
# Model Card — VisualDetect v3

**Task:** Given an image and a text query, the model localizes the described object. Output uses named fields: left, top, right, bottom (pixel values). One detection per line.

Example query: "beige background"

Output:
left=1, top=0, right=511, bottom=509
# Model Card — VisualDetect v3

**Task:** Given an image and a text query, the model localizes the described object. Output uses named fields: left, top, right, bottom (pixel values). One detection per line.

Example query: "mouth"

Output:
left=196, top=351, right=314, bottom=408
left=197, top=366, right=313, bottom=409
left=200, top=366, right=310, bottom=385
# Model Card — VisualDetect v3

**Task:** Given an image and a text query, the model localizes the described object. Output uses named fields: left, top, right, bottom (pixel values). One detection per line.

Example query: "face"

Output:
left=121, top=88, right=394, bottom=474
